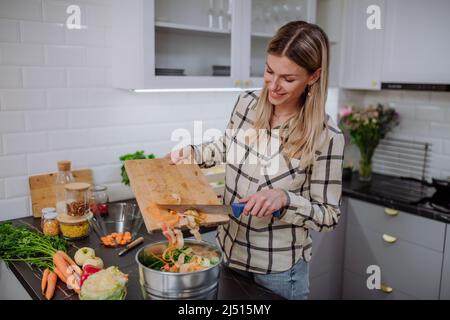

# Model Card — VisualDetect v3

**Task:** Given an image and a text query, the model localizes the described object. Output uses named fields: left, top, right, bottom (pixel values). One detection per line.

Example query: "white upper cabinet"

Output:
left=382, top=0, right=450, bottom=84
left=112, top=0, right=316, bottom=90
left=340, top=0, right=385, bottom=90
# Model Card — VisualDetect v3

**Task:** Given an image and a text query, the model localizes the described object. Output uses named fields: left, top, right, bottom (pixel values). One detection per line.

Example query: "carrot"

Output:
left=45, top=271, right=57, bottom=300
left=56, top=251, right=82, bottom=276
left=53, top=252, right=70, bottom=276
left=41, top=268, right=50, bottom=294
left=52, top=266, right=67, bottom=284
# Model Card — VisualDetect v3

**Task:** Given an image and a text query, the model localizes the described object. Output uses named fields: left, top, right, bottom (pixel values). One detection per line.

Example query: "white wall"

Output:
left=0, top=0, right=236, bottom=221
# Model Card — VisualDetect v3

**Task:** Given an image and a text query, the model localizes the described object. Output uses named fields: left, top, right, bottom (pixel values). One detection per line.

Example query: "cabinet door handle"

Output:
left=384, top=208, right=399, bottom=216
left=234, top=80, right=241, bottom=87
left=380, top=284, right=393, bottom=294
left=382, top=234, right=397, bottom=244
left=244, top=80, right=252, bottom=87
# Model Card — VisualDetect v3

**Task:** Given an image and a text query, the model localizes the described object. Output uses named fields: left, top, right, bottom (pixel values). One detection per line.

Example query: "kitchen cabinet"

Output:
left=340, top=0, right=385, bottom=90
left=112, top=0, right=316, bottom=90
left=381, top=0, right=450, bottom=84
left=440, top=225, right=450, bottom=300
left=342, top=198, right=446, bottom=299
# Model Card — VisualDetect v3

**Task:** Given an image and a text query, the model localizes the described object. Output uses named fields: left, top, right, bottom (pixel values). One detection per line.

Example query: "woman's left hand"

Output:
left=238, top=189, right=288, bottom=218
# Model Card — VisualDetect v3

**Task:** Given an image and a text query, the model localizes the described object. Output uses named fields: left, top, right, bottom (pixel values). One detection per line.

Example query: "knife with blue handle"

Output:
left=157, top=203, right=281, bottom=218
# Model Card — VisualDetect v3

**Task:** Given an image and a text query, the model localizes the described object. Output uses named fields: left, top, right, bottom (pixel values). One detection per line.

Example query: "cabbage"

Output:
left=79, top=266, right=128, bottom=300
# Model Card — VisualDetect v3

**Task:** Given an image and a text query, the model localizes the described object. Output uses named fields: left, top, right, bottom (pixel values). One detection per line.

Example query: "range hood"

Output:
left=381, top=83, right=450, bottom=92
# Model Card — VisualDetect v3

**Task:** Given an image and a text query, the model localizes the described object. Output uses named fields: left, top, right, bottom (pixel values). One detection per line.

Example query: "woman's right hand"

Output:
left=164, top=146, right=195, bottom=165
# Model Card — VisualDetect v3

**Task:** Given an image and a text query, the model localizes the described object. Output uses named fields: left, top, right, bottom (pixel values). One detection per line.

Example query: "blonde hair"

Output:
left=254, top=21, right=330, bottom=166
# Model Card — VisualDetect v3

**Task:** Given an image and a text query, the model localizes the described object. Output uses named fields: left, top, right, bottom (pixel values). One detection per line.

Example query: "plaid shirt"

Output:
left=192, top=91, right=345, bottom=274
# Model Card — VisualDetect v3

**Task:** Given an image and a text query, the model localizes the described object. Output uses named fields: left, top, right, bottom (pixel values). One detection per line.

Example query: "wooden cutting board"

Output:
left=124, top=158, right=229, bottom=232
left=29, top=169, right=93, bottom=218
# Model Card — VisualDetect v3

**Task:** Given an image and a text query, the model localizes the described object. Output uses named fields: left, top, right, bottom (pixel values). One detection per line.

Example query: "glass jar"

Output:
left=57, top=212, right=91, bottom=240
left=55, top=160, right=75, bottom=214
left=90, top=185, right=109, bottom=217
left=41, top=208, right=60, bottom=236
left=65, top=182, right=90, bottom=217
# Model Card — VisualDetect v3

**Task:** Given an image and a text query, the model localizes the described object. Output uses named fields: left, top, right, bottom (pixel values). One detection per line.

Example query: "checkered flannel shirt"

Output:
left=191, top=91, right=345, bottom=274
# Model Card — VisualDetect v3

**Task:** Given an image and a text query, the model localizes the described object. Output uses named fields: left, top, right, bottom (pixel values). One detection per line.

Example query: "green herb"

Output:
left=119, top=151, right=156, bottom=186
left=0, top=222, right=68, bottom=270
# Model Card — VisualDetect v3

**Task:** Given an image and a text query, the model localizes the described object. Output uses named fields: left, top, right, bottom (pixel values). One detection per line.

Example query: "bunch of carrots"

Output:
left=41, top=251, right=82, bottom=299
left=101, top=232, right=132, bottom=247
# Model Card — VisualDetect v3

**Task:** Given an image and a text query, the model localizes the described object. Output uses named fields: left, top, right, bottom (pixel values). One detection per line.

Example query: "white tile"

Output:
left=68, top=147, right=112, bottom=167
left=1, top=90, right=46, bottom=110
left=441, top=170, right=450, bottom=180
left=430, top=122, right=450, bottom=139
left=5, top=176, right=29, bottom=198
left=0, top=112, right=25, bottom=133
left=45, top=45, right=86, bottom=66
left=0, top=43, right=44, bottom=65
left=429, top=153, right=450, bottom=172
left=47, top=88, right=88, bottom=108
left=21, top=21, right=65, bottom=44
left=0, top=67, right=21, bottom=88
left=398, top=119, right=429, bottom=136
left=66, top=26, right=108, bottom=46
left=86, top=47, right=111, bottom=67
left=386, top=102, right=415, bottom=120
left=443, top=140, right=450, bottom=155
left=25, top=110, right=67, bottom=131
left=412, top=136, right=442, bottom=154
left=401, top=91, right=431, bottom=104
left=43, top=0, right=88, bottom=24
left=85, top=4, right=112, bottom=27
left=67, top=67, right=108, bottom=87
left=104, top=182, right=133, bottom=202
left=430, top=92, right=450, bottom=106
left=91, top=164, right=121, bottom=185
left=0, top=155, right=28, bottom=178
left=415, top=105, right=447, bottom=122
left=0, top=197, right=31, bottom=221
left=0, top=0, right=42, bottom=21
left=48, top=129, right=91, bottom=150
left=27, top=150, right=70, bottom=175
left=0, top=19, right=20, bottom=42
left=3, top=132, right=48, bottom=154
left=23, top=67, right=66, bottom=88
left=0, top=179, right=4, bottom=199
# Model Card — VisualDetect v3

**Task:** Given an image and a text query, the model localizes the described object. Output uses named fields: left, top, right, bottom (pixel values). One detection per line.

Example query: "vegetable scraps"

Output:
left=119, top=151, right=155, bottom=186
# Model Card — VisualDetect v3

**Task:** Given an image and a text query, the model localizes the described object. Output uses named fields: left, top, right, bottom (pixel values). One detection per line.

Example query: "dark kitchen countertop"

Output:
left=342, top=172, right=450, bottom=224
left=6, top=213, right=283, bottom=300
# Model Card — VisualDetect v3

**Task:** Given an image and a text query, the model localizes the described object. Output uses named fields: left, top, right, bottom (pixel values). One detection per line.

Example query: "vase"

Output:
left=359, top=154, right=373, bottom=182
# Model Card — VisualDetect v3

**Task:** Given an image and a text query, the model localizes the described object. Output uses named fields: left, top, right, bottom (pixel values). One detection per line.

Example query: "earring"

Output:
left=307, top=85, right=312, bottom=97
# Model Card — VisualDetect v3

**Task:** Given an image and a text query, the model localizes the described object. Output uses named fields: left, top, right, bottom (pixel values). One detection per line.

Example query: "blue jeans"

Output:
left=228, top=259, right=310, bottom=300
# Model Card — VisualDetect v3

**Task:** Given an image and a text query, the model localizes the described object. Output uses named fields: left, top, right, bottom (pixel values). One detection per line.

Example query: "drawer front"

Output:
left=345, top=223, right=442, bottom=299
left=347, top=198, right=445, bottom=252
left=343, top=270, right=416, bottom=300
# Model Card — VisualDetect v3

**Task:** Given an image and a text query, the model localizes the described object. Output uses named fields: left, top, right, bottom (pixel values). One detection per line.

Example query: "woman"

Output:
left=166, top=21, right=344, bottom=300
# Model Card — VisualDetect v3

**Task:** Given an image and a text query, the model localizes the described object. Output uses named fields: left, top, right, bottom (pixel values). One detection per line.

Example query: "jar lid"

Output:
left=57, top=211, right=92, bottom=224
left=42, top=207, right=56, bottom=214
left=57, top=160, right=71, bottom=172
left=43, top=211, right=58, bottom=220
left=64, top=182, right=90, bottom=191
left=92, top=185, right=107, bottom=192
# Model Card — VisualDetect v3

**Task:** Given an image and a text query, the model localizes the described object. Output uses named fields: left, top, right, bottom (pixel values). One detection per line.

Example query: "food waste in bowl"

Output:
left=88, top=202, right=144, bottom=247
left=136, top=239, right=223, bottom=300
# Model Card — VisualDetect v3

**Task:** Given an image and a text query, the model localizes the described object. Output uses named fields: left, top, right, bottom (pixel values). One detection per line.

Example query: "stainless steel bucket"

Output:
left=136, top=240, right=223, bottom=300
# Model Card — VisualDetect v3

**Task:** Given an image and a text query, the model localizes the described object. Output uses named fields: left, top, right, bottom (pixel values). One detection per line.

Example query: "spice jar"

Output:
left=90, top=185, right=109, bottom=217
left=41, top=208, right=59, bottom=236
left=57, top=212, right=92, bottom=240
left=65, top=182, right=90, bottom=217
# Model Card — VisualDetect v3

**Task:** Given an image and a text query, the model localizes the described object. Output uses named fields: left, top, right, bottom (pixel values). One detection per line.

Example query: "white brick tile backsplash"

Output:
left=68, top=147, right=115, bottom=167
left=92, top=164, right=121, bottom=185
left=0, top=0, right=42, bottom=21
left=4, top=176, right=28, bottom=198
left=47, top=88, right=88, bottom=108
left=429, top=153, right=450, bottom=172
left=398, top=119, right=429, bottom=136
left=0, top=112, right=25, bottom=133
left=412, top=136, right=443, bottom=154
left=104, top=182, right=133, bottom=202
left=86, top=47, right=111, bottom=67
left=415, top=105, right=447, bottom=122
left=45, top=46, right=86, bottom=66
left=443, top=140, right=450, bottom=155
left=3, top=132, right=48, bottom=154
left=0, top=43, right=44, bottom=65
left=25, top=110, right=67, bottom=131
left=48, top=129, right=92, bottom=150
left=85, top=4, right=112, bottom=27
left=0, top=155, right=27, bottom=178
left=430, top=122, right=450, bottom=139
left=1, top=89, right=46, bottom=110
left=386, top=102, right=415, bottom=120
left=0, top=197, right=30, bottom=220
left=66, top=26, right=108, bottom=46
left=0, top=67, right=21, bottom=88
left=0, top=179, right=5, bottom=199
left=23, top=67, right=66, bottom=88
left=430, top=92, right=450, bottom=106
left=67, top=67, right=108, bottom=87
left=43, top=0, right=88, bottom=25
left=27, top=150, right=70, bottom=175
left=401, top=91, right=432, bottom=104
left=0, top=19, right=20, bottom=42
left=20, top=21, right=65, bottom=44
